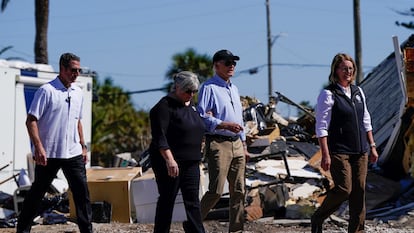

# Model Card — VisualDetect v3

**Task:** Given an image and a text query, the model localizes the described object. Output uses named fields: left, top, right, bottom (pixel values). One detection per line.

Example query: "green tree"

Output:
left=165, top=48, right=213, bottom=91
left=395, top=7, right=414, bottom=30
left=1, top=0, right=49, bottom=64
left=91, top=77, right=151, bottom=167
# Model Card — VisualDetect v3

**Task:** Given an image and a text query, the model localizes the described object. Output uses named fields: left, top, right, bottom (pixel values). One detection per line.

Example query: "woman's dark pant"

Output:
left=16, top=155, right=92, bottom=233
left=151, top=156, right=205, bottom=233
left=311, top=153, right=368, bottom=233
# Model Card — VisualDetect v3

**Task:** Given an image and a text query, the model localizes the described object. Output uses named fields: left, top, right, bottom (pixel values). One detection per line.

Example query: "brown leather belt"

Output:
left=206, top=134, right=239, bottom=142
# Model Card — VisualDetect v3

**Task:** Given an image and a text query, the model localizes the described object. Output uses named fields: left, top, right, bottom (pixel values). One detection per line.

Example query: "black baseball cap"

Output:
left=212, top=49, right=240, bottom=62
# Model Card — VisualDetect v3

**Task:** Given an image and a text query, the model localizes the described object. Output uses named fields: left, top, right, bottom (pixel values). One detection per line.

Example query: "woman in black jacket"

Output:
left=149, top=71, right=205, bottom=233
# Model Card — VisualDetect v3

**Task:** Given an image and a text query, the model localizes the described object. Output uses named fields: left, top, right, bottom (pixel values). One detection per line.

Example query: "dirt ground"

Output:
left=2, top=215, right=414, bottom=233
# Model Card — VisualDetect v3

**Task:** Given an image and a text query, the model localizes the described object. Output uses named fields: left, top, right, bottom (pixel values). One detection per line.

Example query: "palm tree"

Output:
left=0, top=46, right=12, bottom=57
left=165, top=48, right=213, bottom=91
left=395, top=7, right=414, bottom=30
left=1, top=0, right=49, bottom=64
left=0, top=46, right=26, bottom=61
left=34, top=0, right=49, bottom=64
left=0, top=0, right=9, bottom=11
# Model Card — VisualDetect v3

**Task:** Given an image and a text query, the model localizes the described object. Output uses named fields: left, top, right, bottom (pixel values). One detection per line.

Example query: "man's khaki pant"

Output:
left=201, top=137, right=246, bottom=233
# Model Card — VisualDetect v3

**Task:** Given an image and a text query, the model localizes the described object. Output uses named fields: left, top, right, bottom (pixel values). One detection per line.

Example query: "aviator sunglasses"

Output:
left=70, top=68, right=82, bottom=73
left=222, top=60, right=237, bottom=67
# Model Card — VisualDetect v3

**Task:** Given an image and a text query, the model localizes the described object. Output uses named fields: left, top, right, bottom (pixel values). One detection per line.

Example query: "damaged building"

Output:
left=239, top=34, right=414, bottom=224
left=200, top=34, right=414, bottom=225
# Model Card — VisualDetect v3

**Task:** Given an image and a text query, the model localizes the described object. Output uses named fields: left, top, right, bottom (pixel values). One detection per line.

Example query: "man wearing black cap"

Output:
left=197, top=49, right=247, bottom=232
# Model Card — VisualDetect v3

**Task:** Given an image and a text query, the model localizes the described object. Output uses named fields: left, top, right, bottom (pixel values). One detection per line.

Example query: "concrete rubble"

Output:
left=201, top=34, right=414, bottom=227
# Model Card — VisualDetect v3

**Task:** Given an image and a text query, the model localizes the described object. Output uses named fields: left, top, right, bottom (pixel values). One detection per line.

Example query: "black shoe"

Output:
left=311, top=222, right=322, bottom=233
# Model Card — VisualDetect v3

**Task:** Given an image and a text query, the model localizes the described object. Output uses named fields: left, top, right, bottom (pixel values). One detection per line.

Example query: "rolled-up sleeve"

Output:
left=315, top=89, right=333, bottom=138
left=359, top=87, right=373, bottom=132
left=197, top=84, right=222, bottom=132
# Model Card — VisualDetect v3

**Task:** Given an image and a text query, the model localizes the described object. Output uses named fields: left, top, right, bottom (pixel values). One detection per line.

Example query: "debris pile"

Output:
left=1, top=34, right=414, bottom=231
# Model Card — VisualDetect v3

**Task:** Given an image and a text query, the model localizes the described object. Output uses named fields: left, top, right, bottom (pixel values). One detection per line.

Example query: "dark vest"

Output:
left=327, top=84, right=368, bottom=154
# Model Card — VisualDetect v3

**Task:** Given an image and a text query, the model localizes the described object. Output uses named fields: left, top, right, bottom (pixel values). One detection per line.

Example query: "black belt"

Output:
left=206, top=134, right=239, bottom=142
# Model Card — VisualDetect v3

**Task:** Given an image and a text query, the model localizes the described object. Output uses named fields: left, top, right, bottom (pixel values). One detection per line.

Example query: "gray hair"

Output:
left=171, top=71, right=199, bottom=92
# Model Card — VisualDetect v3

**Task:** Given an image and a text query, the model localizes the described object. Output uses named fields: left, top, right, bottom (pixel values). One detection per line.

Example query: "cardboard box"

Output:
left=69, top=167, right=141, bottom=223
left=248, top=127, right=281, bottom=147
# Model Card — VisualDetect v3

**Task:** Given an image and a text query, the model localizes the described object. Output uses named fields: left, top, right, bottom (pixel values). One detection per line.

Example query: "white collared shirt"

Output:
left=315, top=85, right=372, bottom=138
left=28, top=77, right=83, bottom=159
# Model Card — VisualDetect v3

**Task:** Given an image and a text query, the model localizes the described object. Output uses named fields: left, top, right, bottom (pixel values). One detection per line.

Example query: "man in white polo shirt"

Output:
left=16, top=53, right=92, bottom=233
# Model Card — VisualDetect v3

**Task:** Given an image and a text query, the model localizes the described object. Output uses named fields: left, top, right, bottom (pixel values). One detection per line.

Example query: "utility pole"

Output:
left=354, top=0, right=363, bottom=84
left=266, top=1, right=286, bottom=102
left=266, top=0, right=272, bottom=101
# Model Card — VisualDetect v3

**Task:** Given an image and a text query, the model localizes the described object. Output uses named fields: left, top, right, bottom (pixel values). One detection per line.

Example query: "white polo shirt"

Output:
left=28, top=77, right=84, bottom=159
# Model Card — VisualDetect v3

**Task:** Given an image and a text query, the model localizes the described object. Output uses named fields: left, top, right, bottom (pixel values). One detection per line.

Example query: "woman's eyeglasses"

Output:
left=339, top=67, right=354, bottom=73
left=185, top=89, right=198, bottom=94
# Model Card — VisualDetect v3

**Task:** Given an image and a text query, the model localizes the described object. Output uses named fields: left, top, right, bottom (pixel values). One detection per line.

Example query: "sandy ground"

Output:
left=2, top=216, right=414, bottom=233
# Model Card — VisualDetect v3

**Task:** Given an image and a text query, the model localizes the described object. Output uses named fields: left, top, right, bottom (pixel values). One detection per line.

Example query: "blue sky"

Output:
left=1, top=0, right=413, bottom=117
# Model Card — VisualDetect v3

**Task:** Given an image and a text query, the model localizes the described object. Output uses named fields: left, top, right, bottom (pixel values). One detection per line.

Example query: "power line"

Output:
left=124, top=87, right=168, bottom=95
left=99, top=87, right=168, bottom=97
left=236, top=62, right=374, bottom=77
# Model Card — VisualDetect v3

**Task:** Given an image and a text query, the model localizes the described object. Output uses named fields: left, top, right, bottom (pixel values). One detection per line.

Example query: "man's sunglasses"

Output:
left=70, top=68, right=82, bottom=73
left=222, top=60, right=237, bottom=67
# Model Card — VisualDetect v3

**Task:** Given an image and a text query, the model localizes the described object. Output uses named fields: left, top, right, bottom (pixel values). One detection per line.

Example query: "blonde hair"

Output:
left=328, top=53, right=357, bottom=85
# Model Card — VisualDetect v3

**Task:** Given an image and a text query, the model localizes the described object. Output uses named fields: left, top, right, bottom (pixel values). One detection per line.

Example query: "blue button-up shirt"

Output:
left=197, top=74, right=246, bottom=141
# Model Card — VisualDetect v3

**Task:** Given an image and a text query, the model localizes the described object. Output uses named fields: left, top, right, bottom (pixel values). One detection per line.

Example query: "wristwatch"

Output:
left=370, top=142, right=376, bottom=148
left=82, top=144, right=88, bottom=150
